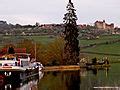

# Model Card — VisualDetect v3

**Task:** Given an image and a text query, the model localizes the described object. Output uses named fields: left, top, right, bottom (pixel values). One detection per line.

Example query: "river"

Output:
left=1, top=63, right=120, bottom=90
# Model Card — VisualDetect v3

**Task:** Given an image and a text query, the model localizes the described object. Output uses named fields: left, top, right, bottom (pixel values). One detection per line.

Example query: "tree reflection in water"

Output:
left=39, top=64, right=120, bottom=90
left=63, top=70, right=81, bottom=90
left=38, top=70, right=81, bottom=90
left=38, top=68, right=111, bottom=90
left=90, top=68, right=109, bottom=76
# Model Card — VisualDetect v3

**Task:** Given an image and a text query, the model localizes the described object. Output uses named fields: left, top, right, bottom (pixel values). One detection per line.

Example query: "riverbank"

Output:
left=42, top=65, right=80, bottom=72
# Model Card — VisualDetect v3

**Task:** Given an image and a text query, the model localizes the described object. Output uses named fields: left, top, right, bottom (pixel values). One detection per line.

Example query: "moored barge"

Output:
left=0, top=48, right=43, bottom=83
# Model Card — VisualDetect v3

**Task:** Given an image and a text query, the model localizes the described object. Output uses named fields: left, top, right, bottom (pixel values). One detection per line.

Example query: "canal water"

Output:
left=1, top=63, right=120, bottom=90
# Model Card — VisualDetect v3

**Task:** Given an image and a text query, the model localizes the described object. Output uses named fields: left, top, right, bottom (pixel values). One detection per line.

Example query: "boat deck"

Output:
left=0, top=66, right=26, bottom=72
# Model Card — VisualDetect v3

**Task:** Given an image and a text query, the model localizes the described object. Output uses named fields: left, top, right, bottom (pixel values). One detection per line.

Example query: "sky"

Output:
left=0, top=0, right=120, bottom=27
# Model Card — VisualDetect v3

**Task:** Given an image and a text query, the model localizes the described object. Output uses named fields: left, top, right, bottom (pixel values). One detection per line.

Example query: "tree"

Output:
left=63, top=0, right=80, bottom=65
left=17, top=39, right=35, bottom=58
left=44, top=37, right=64, bottom=65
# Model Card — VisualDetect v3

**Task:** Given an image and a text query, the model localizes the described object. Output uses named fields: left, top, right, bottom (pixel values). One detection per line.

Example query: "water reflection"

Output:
left=80, top=68, right=110, bottom=90
left=0, top=78, right=39, bottom=90
left=38, top=64, right=120, bottom=90
left=38, top=70, right=81, bottom=90
left=87, top=67, right=109, bottom=76
left=63, top=71, right=80, bottom=90
left=0, top=72, right=44, bottom=90
left=0, top=64, right=120, bottom=90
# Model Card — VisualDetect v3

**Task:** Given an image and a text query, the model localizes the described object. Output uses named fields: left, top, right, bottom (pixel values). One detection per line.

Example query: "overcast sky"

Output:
left=0, top=0, right=120, bottom=26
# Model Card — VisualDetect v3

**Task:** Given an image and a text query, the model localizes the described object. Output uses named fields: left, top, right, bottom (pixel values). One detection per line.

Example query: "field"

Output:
left=1, top=34, right=120, bottom=44
left=0, top=35, right=56, bottom=49
left=0, top=35, right=120, bottom=63
left=80, top=35, right=120, bottom=63
left=80, top=35, right=120, bottom=46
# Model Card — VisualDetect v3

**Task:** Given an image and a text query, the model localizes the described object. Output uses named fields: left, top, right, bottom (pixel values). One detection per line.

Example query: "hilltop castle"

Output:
left=95, top=20, right=114, bottom=30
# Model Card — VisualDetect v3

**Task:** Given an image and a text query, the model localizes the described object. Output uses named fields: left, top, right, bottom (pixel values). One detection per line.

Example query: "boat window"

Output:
left=17, top=55, right=28, bottom=59
left=21, top=61, right=29, bottom=66
left=0, top=58, right=5, bottom=60
left=7, top=58, right=15, bottom=60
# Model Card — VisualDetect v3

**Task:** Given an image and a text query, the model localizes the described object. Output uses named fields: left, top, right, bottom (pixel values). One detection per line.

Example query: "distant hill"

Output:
left=0, top=21, right=11, bottom=30
left=0, top=20, right=118, bottom=37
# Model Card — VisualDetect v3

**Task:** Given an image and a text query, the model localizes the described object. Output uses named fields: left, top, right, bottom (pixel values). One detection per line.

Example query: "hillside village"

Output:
left=0, top=20, right=120, bottom=39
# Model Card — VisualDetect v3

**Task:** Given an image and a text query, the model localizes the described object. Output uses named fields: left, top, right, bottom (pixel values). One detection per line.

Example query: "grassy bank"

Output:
left=42, top=65, right=80, bottom=72
left=81, top=53, right=120, bottom=63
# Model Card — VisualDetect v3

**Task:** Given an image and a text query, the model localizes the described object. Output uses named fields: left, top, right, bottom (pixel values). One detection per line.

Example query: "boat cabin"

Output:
left=15, top=53, right=31, bottom=68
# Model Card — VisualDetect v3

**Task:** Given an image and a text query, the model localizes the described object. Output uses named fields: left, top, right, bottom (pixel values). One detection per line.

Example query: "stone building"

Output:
left=95, top=20, right=114, bottom=30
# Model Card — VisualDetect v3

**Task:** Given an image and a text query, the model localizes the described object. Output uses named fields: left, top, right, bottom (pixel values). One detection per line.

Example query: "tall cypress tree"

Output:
left=63, top=0, right=80, bottom=65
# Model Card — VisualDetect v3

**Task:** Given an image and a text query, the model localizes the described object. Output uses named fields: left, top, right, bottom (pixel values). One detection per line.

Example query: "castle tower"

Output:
left=103, top=20, right=106, bottom=29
